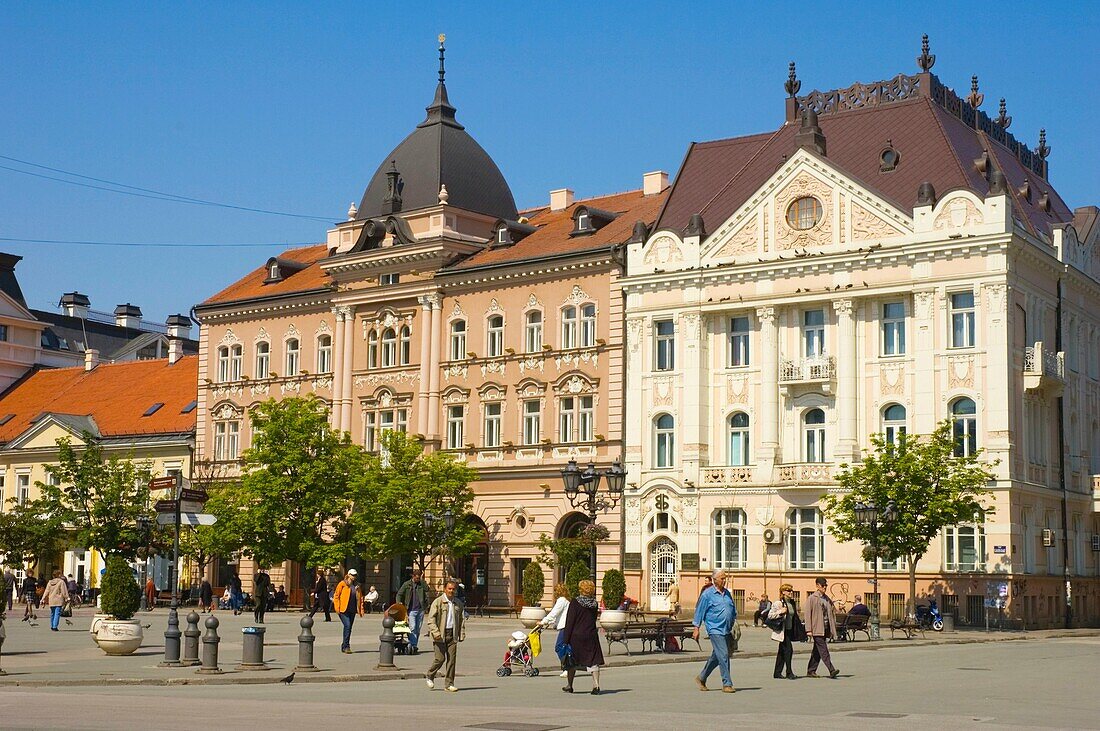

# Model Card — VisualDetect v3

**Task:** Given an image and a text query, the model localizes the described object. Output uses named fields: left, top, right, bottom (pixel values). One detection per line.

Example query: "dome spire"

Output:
left=422, top=33, right=461, bottom=128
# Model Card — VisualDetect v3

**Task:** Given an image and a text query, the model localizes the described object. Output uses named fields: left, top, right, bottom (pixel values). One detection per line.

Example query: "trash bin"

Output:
left=238, top=626, right=267, bottom=669
left=942, top=614, right=955, bottom=632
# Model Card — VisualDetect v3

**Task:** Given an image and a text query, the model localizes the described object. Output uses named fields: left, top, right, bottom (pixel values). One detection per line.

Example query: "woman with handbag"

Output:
left=540, top=582, right=572, bottom=678
left=767, top=583, right=802, bottom=680
left=561, top=579, right=605, bottom=695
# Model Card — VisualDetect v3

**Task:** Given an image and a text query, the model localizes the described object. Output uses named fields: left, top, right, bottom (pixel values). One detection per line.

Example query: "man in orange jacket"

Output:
left=332, top=569, right=365, bottom=653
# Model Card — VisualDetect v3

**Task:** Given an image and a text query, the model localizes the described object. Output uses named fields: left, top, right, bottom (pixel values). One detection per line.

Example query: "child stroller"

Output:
left=496, top=627, right=542, bottom=677
left=386, top=602, right=412, bottom=655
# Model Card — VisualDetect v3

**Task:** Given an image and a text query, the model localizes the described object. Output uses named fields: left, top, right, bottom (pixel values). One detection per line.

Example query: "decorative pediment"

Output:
left=850, top=203, right=906, bottom=241
left=562, top=285, right=591, bottom=307
left=254, top=327, right=269, bottom=343
left=553, top=371, right=599, bottom=394
left=450, top=301, right=466, bottom=320
left=642, top=235, right=684, bottom=266
left=442, top=386, right=470, bottom=405
left=212, top=401, right=244, bottom=420
left=932, top=194, right=984, bottom=231
left=478, top=382, right=507, bottom=401
left=775, top=171, right=834, bottom=250
left=315, top=320, right=333, bottom=337
left=283, top=324, right=300, bottom=341
left=714, top=216, right=759, bottom=258
left=516, top=378, right=547, bottom=398
left=218, top=329, right=241, bottom=346
left=523, top=293, right=543, bottom=311
left=486, top=298, right=504, bottom=315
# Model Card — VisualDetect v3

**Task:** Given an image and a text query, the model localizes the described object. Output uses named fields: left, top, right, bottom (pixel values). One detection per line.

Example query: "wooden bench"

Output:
left=889, top=617, right=926, bottom=640
left=604, top=618, right=701, bottom=656
left=836, top=613, right=871, bottom=641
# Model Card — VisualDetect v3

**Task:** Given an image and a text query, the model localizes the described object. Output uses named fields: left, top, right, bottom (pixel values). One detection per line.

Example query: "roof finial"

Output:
left=347, top=202, right=358, bottom=220
left=917, top=33, right=935, bottom=72
left=1037, top=128, right=1051, bottom=159
left=422, top=34, right=459, bottom=127
left=995, top=98, right=1012, bottom=128
left=784, top=61, right=801, bottom=98
left=966, top=75, right=984, bottom=109
left=438, top=184, right=449, bottom=205
left=438, top=33, right=446, bottom=84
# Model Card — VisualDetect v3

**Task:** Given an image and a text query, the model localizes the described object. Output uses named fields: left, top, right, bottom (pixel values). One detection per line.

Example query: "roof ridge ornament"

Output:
left=422, top=34, right=461, bottom=128
left=784, top=62, right=801, bottom=98
left=438, top=33, right=446, bottom=84
left=1037, top=128, right=1051, bottom=159
left=917, top=34, right=935, bottom=72
left=994, top=98, right=1012, bottom=128
left=966, top=75, right=984, bottom=109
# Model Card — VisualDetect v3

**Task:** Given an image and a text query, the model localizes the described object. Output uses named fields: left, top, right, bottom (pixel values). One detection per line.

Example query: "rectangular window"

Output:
left=728, top=316, right=750, bottom=367
left=803, top=310, right=825, bottom=357
left=525, top=313, right=543, bottom=353
left=230, top=346, right=243, bottom=381
left=0, top=324, right=8, bottom=341
left=483, top=403, right=502, bottom=447
left=950, top=292, right=976, bottom=348
left=579, top=396, right=594, bottom=442
left=379, top=273, right=400, bottom=285
left=213, top=422, right=240, bottom=461
left=217, top=349, right=230, bottom=382
left=364, top=412, right=377, bottom=452
left=16, top=474, right=29, bottom=505
left=449, top=322, right=467, bottom=361
left=522, top=400, right=540, bottom=445
left=655, top=319, right=675, bottom=371
left=580, top=304, right=597, bottom=347
left=561, top=308, right=578, bottom=349
left=559, top=397, right=576, bottom=442
left=255, top=345, right=270, bottom=379
left=446, top=406, right=464, bottom=449
left=487, top=318, right=504, bottom=357
left=882, top=302, right=906, bottom=356
left=0, top=475, right=5, bottom=510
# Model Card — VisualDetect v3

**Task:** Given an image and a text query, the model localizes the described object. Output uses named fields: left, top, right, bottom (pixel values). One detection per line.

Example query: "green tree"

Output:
left=0, top=497, right=67, bottom=571
left=35, top=436, right=155, bottom=558
left=352, top=430, right=479, bottom=575
left=177, top=482, right=243, bottom=582
left=823, top=420, right=996, bottom=613
left=221, top=397, right=366, bottom=570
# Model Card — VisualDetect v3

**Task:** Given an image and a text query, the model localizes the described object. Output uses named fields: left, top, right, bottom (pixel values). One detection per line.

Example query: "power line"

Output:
left=0, top=236, right=319, bottom=249
left=0, top=154, right=336, bottom=222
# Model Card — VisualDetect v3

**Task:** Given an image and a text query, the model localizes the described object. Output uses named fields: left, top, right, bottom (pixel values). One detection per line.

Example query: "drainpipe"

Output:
left=1056, top=276, right=1071, bottom=629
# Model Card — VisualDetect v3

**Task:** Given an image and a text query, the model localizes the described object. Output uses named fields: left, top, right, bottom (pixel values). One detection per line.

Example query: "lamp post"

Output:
left=423, top=508, right=457, bottom=581
left=136, top=514, right=153, bottom=612
left=559, top=459, right=626, bottom=580
left=854, top=500, right=897, bottom=640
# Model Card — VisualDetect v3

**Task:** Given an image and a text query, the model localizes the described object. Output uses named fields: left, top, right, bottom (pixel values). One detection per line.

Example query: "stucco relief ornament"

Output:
left=282, top=324, right=300, bottom=340
left=219, top=329, right=241, bottom=346
left=727, top=375, right=748, bottom=404
left=653, top=378, right=674, bottom=406
left=517, top=356, right=544, bottom=374
left=451, top=301, right=466, bottom=319
left=983, top=283, right=1007, bottom=314
left=480, top=360, right=506, bottom=377
left=643, top=235, right=684, bottom=266
left=558, top=375, right=594, bottom=394
left=253, top=327, right=269, bottom=343
left=524, top=293, right=542, bottom=310
left=360, top=370, right=419, bottom=387
left=775, top=172, right=833, bottom=250
left=850, top=203, right=904, bottom=241
left=486, top=298, right=504, bottom=315
left=312, top=377, right=333, bottom=391
left=555, top=349, right=598, bottom=369
left=948, top=355, right=974, bottom=389
left=280, top=380, right=301, bottom=395
left=249, top=383, right=270, bottom=397
left=681, top=496, right=698, bottom=528
left=315, top=320, right=333, bottom=337
left=627, top=318, right=644, bottom=353
left=880, top=364, right=905, bottom=395
left=933, top=198, right=984, bottom=230
left=442, top=389, right=469, bottom=405
left=562, top=285, right=592, bottom=307
left=913, top=291, right=935, bottom=319
left=443, top=364, right=468, bottom=380
left=625, top=497, right=642, bottom=533
left=715, top=217, right=758, bottom=258
left=213, top=403, right=242, bottom=420
left=681, top=312, right=702, bottom=341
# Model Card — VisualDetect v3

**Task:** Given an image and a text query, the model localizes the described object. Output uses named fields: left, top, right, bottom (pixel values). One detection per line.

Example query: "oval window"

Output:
left=786, top=197, right=822, bottom=230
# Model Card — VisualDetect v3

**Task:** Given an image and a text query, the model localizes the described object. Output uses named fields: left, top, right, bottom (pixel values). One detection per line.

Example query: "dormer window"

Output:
left=263, top=256, right=307, bottom=284
left=492, top=219, right=536, bottom=248
left=569, top=206, right=617, bottom=237
left=497, top=226, right=511, bottom=246
left=577, top=212, right=590, bottom=230
left=270, top=263, right=279, bottom=279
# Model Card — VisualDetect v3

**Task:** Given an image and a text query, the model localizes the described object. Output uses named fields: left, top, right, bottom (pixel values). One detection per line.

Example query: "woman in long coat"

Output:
left=562, top=579, right=605, bottom=694
left=767, top=583, right=803, bottom=679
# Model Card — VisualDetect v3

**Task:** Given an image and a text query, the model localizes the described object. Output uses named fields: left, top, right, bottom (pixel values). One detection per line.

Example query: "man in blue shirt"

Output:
left=692, top=569, right=737, bottom=692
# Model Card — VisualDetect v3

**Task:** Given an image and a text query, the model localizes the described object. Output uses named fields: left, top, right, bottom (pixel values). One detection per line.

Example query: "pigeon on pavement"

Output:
left=280, top=672, right=295, bottom=685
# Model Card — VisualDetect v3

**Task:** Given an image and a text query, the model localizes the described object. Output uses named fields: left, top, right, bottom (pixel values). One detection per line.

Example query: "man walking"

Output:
left=396, top=569, right=430, bottom=655
left=691, top=569, right=737, bottom=693
left=805, top=577, right=840, bottom=678
left=228, top=571, right=243, bottom=615
left=332, top=569, right=364, bottom=653
left=424, top=579, right=465, bottom=692
left=252, top=567, right=271, bottom=624
left=3, top=568, right=14, bottom=611
left=309, top=568, right=331, bottom=622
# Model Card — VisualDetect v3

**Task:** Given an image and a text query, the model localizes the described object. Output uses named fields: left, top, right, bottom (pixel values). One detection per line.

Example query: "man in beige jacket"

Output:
left=804, top=577, right=839, bottom=678
left=42, top=569, right=69, bottom=632
left=424, top=579, right=466, bottom=692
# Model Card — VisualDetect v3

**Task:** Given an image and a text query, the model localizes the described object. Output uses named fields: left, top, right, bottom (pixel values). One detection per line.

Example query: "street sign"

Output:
left=149, top=475, right=180, bottom=491
left=179, top=488, right=208, bottom=503
left=157, top=512, right=217, bottom=526
left=155, top=499, right=178, bottom=513
left=155, top=499, right=204, bottom=514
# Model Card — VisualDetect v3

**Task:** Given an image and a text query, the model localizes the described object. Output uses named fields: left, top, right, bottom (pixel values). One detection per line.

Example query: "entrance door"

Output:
left=649, top=537, right=678, bottom=611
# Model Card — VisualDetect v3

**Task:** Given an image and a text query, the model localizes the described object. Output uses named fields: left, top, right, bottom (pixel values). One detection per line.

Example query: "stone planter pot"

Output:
left=519, top=606, right=547, bottom=629
left=96, top=619, right=143, bottom=656
left=89, top=614, right=110, bottom=646
left=599, top=609, right=629, bottom=631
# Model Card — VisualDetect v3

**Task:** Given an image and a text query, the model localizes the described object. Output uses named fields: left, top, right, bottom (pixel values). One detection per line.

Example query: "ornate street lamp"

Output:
left=855, top=499, right=898, bottom=640
left=559, top=458, right=625, bottom=580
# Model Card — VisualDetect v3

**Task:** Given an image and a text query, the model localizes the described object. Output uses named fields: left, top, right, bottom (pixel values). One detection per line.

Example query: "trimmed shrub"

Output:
left=100, top=555, right=141, bottom=621
left=522, top=561, right=545, bottom=607
left=565, top=562, right=590, bottom=600
left=601, top=568, right=627, bottom=610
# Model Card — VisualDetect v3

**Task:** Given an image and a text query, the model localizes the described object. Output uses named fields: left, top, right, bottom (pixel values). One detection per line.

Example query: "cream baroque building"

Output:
left=620, top=50, right=1100, bottom=627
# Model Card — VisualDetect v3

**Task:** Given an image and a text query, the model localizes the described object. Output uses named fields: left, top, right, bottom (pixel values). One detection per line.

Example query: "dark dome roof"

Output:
left=357, top=69, right=517, bottom=222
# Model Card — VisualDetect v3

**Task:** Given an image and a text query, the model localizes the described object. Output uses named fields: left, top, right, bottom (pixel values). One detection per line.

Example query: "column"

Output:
left=426, top=294, right=443, bottom=440
left=680, top=311, right=707, bottom=480
left=756, top=306, right=780, bottom=469
left=833, top=299, right=858, bottom=462
left=330, top=308, right=345, bottom=431
left=416, top=296, right=433, bottom=433
left=340, top=307, right=355, bottom=433
left=912, top=290, right=937, bottom=434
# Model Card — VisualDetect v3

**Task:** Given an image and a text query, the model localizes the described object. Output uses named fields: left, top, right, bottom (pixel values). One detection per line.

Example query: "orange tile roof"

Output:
left=0, top=356, right=198, bottom=443
left=448, top=188, right=668, bottom=270
left=200, top=244, right=331, bottom=307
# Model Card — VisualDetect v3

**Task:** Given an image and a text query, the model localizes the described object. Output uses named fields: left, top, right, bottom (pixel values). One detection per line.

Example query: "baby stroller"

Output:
left=386, top=602, right=412, bottom=655
left=496, top=627, right=542, bottom=677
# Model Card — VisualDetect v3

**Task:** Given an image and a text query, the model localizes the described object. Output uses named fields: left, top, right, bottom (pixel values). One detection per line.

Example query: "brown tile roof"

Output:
left=657, top=95, right=1073, bottom=238
left=448, top=188, right=668, bottom=270
left=0, top=356, right=198, bottom=443
left=199, top=244, right=331, bottom=307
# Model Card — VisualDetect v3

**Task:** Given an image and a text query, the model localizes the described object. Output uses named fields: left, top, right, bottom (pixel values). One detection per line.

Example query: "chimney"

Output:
left=168, top=338, right=183, bottom=364
left=550, top=188, right=575, bottom=212
left=114, top=303, right=142, bottom=329
left=795, top=109, right=827, bottom=156
left=166, top=314, right=192, bottom=340
left=60, top=292, right=91, bottom=318
left=643, top=171, right=669, bottom=196
left=84, top=348, right=99, bottom=371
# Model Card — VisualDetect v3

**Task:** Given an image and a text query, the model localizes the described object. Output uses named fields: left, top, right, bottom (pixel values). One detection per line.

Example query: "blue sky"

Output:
left=1, top=2, right=1097, bottom=321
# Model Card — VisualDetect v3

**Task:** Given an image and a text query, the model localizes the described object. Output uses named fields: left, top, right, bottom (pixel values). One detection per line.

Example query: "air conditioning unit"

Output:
left=762, top=527, right=783, bottom=544
left=1042, top=528, right=1056, bottom=547
left=1090, top=535, right=1100, bottom=552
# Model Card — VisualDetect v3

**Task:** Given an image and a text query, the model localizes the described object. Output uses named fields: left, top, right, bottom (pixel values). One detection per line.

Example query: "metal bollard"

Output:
left=237, top=626, right=267, bottom=670
left=196, top=615, right=222, bottom=674
left=376, top=613, right=397, bottom=670
left=160, top=603, right=181, bottom=667
left=181, top=611, right=201, bottom=666
left=296, top=615, right=318, bottom=672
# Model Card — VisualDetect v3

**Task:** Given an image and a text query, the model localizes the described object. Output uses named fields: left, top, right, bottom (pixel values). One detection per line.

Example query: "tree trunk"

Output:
left=907, top=554, right=918, bottom=617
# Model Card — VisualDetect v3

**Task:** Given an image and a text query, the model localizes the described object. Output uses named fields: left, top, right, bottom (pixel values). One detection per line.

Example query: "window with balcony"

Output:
left=483, top=403, right=502, bottom=447
left=655, top=319, right=675, bottom=371
left=558, top=396, right=594, bottom=442
left=487, top=315, right=504, bottom=357
left=728, top=412, right=750, bottom=466
left=400, top=326, right=411, bottom=365
left=525, top=311, right=543, bottom=352
left=522, top=400, right=541, bottom=445
left=951, top=397, right=977, bottom=457
left=446, top=405, right=464, bottom=449
left=284, top=339, right=300, bottom=375
left=882, top=404, right=906, bottom=445
left=803, top=408, right=826, bottom=463
left=654, top=413, right=675, bottom=467
left=882, top=302, right=906, bottom=356
left=367, top=330, right=379, bottom=369
left=317, top=335, right=332, bottom=373
left=728, top=316, right=750, bottom=367
left=945, top=519, right=985, bottom=571
left=214, top=421, right=240, bottom=461
left=254, top=341, right=270, bottom=378
left=787, top=508, right=824, bottom=570
left=561, top=307, right=578, bottom=349
left=449, top=320, right=467, bottom=360
left=803, top=310, right=825, bottom=357
left=713, top=508, right=747, bottom=569
left=950, top=292, right=976, bottom=348
left=580, top=304, right=597, bottom=347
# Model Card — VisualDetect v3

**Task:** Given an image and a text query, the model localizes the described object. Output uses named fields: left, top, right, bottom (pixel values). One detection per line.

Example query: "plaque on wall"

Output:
left=624, top=552, right=642, bottom=571
left=681, top=553, right=700, bottom=571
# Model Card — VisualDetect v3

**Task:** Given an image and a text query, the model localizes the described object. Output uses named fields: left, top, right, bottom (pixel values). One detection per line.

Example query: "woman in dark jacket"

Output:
left=767, top=583, right=803, bottom=680
left=562, top=579, right=605, bottom=694
left=199, top=579, right=213, bottom=613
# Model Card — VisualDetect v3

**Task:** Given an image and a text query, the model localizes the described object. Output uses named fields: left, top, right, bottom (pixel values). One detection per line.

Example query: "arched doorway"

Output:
left=457, top=516, right=490, bottom=607
left=649, top=537, right=678, bottom=611
left=555, top=511, right=592, bottom=582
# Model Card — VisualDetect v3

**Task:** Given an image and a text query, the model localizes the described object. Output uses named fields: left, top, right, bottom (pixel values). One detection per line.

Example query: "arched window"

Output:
left=803, top=408, right=826, bottom=463
left=787, top=508, right=824, bottom=570
left=647, top=512, right=679, bottom=533
left=284, top=338, right=300, bottom=375
left=654, top=414, right=675, bottom=468
left=399, top=326, right=411, bottom=365
left=216, top=346, right=230, bottom=382
left=229, top=345, right=243, bottom=381
left=951, top=397, right=977, bottom=457
left=316, top=335, right=332, bottom=373
left=450, top=320, right=467, bottom=360
left=728, top=412, right=750, bottom=466
left=882, top=404, right=906, bottom=445
left=367, top=330, right=379, bottom=369
left=487, top=315, right=504, bottom=357
left=580, top=304, right=597, bottom=347
left=945, top=514, right=986, bottom=571
left=713, top=509, right=747, bottom=569
left=525, top=311, right=543, bottom=353
left=561, top=306, right=578, bottom=349
left=254, top=341, right=270, bottom=379
left=381, top=328, right=397, bottom=367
